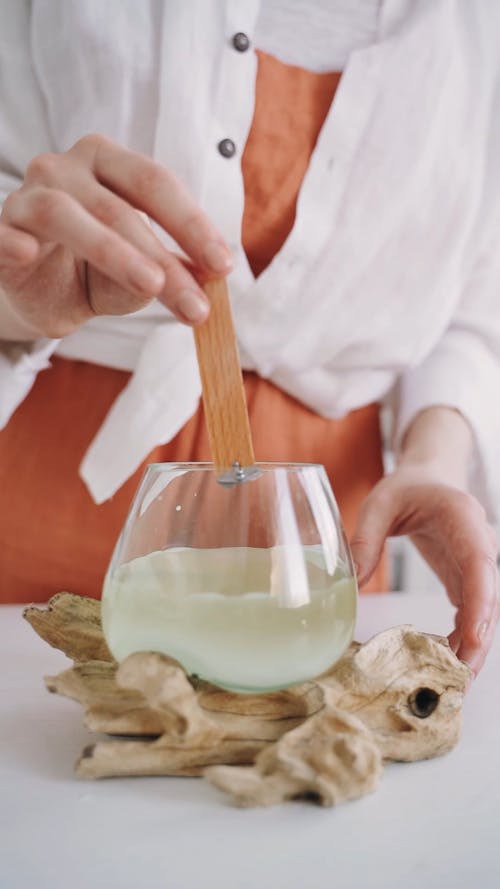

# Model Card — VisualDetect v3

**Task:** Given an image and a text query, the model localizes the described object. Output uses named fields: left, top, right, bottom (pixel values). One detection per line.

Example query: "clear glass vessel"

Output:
left=102, top=463, right=357, bottom=693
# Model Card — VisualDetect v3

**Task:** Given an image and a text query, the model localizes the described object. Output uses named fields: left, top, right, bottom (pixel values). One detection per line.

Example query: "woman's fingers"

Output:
left=73, top=183, right=209, bottom=322
left=352, top=476, right=499, bottom=676
left=87, top=252, right=208, bottom=323
left=434, top=494, right=499, bottom=674
left=1, top=135, right=230, bottom=331
left=0, top=223, right=40, bottom=267
left=7, top=140, right=220, bottom=323
left=350, top=487, right=397, bottom=586
left=25, top=154, right=175, bottom=269
left=4, top=183, right=191, bottom=328
left=80, top=183, right=172, bottom=266
left=454, top=546, right=499, bottom=675
left=3, top=185, right=166, bottom=302
left=71, top=135, right=233, bottom=275
left=1, top=188, right=209, bottom=324
left=79, top=184, right=210, bottom=322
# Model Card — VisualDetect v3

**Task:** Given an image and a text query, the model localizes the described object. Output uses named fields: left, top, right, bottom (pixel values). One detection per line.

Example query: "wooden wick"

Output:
left=194, top=277, right=255, bottom=471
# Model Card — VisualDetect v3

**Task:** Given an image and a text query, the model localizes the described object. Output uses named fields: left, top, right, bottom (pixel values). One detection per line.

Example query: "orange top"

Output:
left=0, top=53, right=386, bottom=603
left=242, top=53, right=342, bottom=276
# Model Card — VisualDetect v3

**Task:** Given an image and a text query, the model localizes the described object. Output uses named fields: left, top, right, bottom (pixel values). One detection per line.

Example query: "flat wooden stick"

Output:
left=194, top=277, right=255, bottom=469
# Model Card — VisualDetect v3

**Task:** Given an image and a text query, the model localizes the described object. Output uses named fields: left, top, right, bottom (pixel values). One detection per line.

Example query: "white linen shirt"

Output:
left=1, top=0, right=500, bottom=514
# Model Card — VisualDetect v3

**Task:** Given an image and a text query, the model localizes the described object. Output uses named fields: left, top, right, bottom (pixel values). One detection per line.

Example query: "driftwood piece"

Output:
left=47, top=652, right=324, bottom=778
left=24, top=593, right=112, bottom=663
left=24, top=594, right=471, bottom=807
left=45, top=655, right=323, bottom=741
left=319, top=626, right=469, bottom=761
left=46, top=660, right=167, bottom=736
left=207, top=702, right=383, bottom=807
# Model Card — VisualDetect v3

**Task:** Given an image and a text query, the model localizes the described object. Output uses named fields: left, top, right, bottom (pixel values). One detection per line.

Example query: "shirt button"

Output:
left=232, top=32, right=250, bottom=52
left=218, top=138, right=236, bottom=158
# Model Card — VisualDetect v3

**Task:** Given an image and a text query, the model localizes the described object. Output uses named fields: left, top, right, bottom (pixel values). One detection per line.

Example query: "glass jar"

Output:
left=102, top=462, right=357, bottom=693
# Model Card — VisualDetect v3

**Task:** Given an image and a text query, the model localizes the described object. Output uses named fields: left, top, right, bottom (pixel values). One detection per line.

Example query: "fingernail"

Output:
left=202, top=240, right=233, bottom=273
left=127, top=259, right=164, bottom=292
left=477, top=620, right=489, bottom=642
left=176, top=288, right=209, bottom=323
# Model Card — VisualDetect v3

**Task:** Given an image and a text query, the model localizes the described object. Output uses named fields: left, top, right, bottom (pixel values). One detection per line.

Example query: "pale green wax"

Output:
left=102, top=546, right=357, bottom=693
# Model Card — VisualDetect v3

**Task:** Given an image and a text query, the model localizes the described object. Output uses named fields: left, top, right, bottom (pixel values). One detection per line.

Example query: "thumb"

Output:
left=350, top=487, right=396, bottom=587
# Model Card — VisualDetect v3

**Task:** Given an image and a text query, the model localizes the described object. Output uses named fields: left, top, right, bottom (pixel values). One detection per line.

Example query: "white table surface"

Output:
left=1, top=592, right=499, bottom=889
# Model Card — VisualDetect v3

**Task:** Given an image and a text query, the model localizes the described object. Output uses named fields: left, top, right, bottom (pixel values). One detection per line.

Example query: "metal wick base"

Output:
left=217, top=461, right=263, bottom=487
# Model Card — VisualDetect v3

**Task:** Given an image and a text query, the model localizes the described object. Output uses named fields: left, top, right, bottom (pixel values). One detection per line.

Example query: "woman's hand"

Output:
left=350, top=408, right=499, bottom=677
left=0, top=134, right=232, bottom=338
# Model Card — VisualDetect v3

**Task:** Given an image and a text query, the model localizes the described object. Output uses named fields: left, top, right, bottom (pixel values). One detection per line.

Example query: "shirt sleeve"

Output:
left=393, top=55, right=500, bottom=521
left=392, top=224, right=500, bottom=521
left=0, top=0, right=53, bottom=199
left=0, top=0, right=59, bottom=428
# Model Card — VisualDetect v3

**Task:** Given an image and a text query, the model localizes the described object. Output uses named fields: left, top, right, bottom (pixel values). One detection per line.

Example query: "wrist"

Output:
left=397, top=406, right=472, bottom=490
left=394, top=454, right=462, bottom=489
